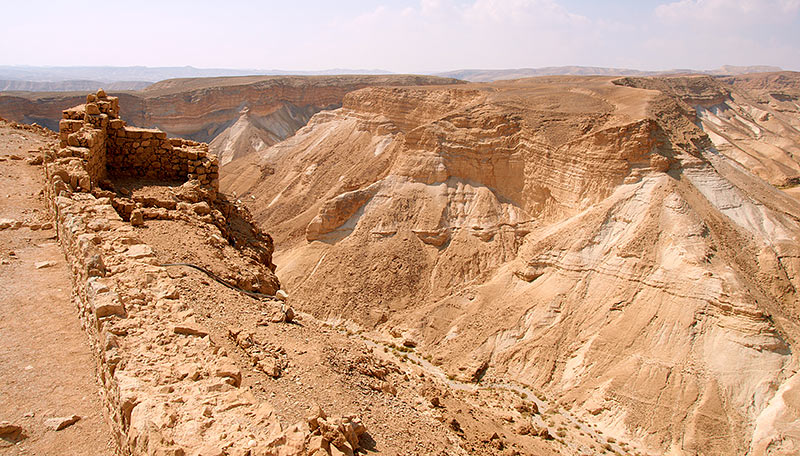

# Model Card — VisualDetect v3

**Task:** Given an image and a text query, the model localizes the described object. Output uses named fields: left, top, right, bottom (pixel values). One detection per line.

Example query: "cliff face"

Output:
left=221, top=75, right=800, bottom=455
left=614, top=72, right=800, bottom=189
left=0, top=93, right=144, bottom=130
left=0, top=75, right=463, bottom=162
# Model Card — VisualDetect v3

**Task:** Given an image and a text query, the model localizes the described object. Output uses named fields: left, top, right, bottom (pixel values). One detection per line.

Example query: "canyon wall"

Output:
left=222, top=74, right=800, bottom=455
left=0, top=75, right=463, bottom=165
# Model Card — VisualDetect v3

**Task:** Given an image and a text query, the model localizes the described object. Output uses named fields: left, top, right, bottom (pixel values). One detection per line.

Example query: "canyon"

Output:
left=221, top=72, right=800, bottom=455
left=2, top=69, right=800, bottom=456
left=0, top=75, right=460, bottom=165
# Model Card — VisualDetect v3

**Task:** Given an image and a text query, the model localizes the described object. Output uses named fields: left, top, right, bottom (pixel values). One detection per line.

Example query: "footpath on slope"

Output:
left=0, top=121, right=114, bottom=454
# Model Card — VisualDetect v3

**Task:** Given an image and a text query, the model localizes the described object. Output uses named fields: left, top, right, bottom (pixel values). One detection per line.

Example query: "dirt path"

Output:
left=0, top=122, right=114, bottom=455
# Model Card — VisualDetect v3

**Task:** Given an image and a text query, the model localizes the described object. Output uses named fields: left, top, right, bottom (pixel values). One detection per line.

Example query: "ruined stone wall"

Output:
left=39, top=93, right=353, bottom=456
left=42, top=186, right=301, bottom=455
left=58, top=89, right=219, bottom=192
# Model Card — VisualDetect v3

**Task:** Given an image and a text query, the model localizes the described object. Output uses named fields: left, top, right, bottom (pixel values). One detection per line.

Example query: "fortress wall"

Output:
left=58, top=89, right=219, bottom=193
left=36, top=91, right=329, bottom=456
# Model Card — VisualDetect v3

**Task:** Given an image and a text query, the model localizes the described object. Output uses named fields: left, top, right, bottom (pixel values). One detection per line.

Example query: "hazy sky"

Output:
left=2, top=0, right=799, bottom=72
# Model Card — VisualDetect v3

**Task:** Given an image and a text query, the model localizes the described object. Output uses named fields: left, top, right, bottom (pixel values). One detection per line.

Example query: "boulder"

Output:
left=44, top=415, right=81, bottom=431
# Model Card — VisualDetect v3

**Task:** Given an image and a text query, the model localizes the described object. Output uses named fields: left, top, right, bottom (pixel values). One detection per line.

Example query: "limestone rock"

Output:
left=0, top=218, right=18, bottom=230
left=268, top=305, right=295, bottom=323
left=44, top=415, right=80, bottom=431
left=191, top=201, right=211, bottom=216
left=129, top=209, right=144, bottom=226
left=125, top=244, right=153, bottom=259
left=0, top=421, right=24, bottom=438
left=214, top=360, right=242, bottom=387
left=173, top=319, right=208, bottom=337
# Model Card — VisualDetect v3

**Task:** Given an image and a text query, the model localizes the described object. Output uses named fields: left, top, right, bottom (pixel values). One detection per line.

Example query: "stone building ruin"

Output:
left=56, top=89, right=219, bottom=194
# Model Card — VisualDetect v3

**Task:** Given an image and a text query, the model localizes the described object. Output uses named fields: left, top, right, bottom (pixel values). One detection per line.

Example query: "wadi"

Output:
left=2, top=66, right=799, bottom=456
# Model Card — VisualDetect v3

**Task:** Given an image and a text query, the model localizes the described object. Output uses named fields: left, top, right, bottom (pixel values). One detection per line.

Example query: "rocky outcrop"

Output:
left=614, top=73, right=800, bottom=189
left=222, top=75, right=800, bottom=455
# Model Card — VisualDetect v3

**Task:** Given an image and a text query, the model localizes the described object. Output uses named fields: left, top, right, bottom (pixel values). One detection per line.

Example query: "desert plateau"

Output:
left=3, top=1, right=800, bottom=455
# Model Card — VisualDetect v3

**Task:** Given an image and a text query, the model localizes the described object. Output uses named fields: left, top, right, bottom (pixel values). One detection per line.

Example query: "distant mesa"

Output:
left=0, top=74, right=462, bottom=162
left=436, top=64, right=785, bottom=82
left=0, top=65, right=395, bottom=92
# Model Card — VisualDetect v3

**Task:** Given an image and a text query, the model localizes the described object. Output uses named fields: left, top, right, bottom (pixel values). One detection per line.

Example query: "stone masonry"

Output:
left=58, top=89, right=219, bottom=193
left=39, top=94, right=367, bottom=455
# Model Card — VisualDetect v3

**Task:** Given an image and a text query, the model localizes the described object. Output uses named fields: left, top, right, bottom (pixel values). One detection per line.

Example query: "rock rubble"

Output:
left=41, top=92, right=368, bottom=456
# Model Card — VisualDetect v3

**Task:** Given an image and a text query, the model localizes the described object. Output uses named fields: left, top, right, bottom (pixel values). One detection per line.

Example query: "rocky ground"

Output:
left=0, top=121, right=115, bottom=454
left=133, top=212, right=565, bottom=455
left=5, top=71, right=800, bottom=455
left=0, top=117, right=574, bottom=455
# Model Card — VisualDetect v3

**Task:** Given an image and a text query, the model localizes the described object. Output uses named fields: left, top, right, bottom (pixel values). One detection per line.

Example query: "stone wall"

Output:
left=39, top=92, right=365, bottom=456
left=43, top=188, right=302, bottom=455
left=58, top=89, right=219, bottom=192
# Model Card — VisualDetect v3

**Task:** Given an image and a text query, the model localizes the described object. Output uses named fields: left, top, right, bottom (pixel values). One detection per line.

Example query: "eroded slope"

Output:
left=222, top=75, right=800, bottom=455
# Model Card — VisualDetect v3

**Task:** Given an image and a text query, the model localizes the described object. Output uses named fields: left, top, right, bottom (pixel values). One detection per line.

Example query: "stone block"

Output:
left=126, top=244, right=153, bottom=259
left=88, top=287, right=125, bottom=318
left=173, top=319, right=208, bottom=337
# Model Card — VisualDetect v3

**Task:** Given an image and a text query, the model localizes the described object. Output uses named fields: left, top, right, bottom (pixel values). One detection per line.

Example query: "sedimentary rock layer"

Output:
left=0, top=75, right=463, bottom=165
left=222, top=74, right=800, bottom=455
